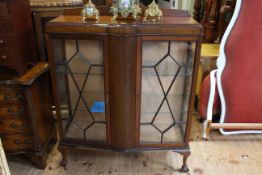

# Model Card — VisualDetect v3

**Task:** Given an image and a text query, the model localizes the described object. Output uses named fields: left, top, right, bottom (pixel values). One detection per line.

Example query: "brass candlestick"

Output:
left=143, top=0, right=163, bottom=22
left=81, top=0, right=100, bottom=21
left=110, top=0, right=141, bottom=21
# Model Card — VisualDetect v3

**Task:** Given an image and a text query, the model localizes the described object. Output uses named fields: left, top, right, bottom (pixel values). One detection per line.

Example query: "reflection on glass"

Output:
left=53, top=39, right=106, bottom=142
left=140, top=41, right=195, bottom=144
left=119, top=0, right=131, bottom=8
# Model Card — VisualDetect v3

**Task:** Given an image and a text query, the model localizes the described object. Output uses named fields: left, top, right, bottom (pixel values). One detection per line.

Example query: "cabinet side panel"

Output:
left=26, top=72, right=54, bottom=147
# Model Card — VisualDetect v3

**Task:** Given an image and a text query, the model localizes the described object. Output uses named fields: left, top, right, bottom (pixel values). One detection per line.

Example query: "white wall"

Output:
left=181, top=0, right=194, bottom=15
left=158, top=0, right=194, bottom=16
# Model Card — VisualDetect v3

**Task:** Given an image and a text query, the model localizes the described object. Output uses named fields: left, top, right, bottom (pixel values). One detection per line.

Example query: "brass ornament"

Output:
left=81, top=0, right=100, bottom=21
left=110, top=4, right=119, bottom=21
left=143, top=0, right=163, bottom=22
left=110, top=1, right=142, bottom=21
left=130, top=3, right=142, bottom=20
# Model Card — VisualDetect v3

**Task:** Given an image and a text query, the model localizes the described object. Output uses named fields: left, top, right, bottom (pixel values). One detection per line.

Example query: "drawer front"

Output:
left=0, top=87, right=25, bottom=104
left=0, top=3, right=9, bottom=17
left=0, top=106, right=26, bottom=117
left=0, top=18, right=12, bottom=33
left=0, top=36, right=14, bottom=49
left=1, top=134, right=33, bottom=152
left=0, top=50, right=15, bottom=64
left=0, top=117, right=31, bottom=134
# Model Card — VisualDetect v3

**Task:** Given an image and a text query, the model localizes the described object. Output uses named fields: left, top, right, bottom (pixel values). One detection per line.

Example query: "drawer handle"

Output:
left=11, top=122, right=27, bottom=129
left=1, top=55, right=7, bottom=60
left=7, top=108, right=13, bottom=113
left=11, top=122, right=28, bottom=129
left=4, top=95, right=10, bottom=100
left=11, top=123, right=17, bottom=128
left=14, top=139, right=32, bottom=146
left=0, top=40, right=4, bottom=44
left=16, top=94, right=23, bottom=100
left=14, top=139, right=20, bottom=145
left=7, top=107, right=25, bottom=113
left=22, top=123, right=28, bottom=128
left=4, top=94, right=23, bottom=101
left=24, top=140, right=31, bottom=145
left=20, top=107, right=25, bottom=112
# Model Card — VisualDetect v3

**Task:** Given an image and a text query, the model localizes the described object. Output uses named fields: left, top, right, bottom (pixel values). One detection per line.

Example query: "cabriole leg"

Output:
left=181, top=151, right=190, bottom=172
left=173, top=150, right=191, bottom=173
left=59, top=146, right=68, bottom=168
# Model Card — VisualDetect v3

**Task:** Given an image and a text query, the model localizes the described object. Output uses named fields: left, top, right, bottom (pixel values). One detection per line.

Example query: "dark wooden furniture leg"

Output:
left=59, top=146, right=68, bottom=168
left=27, top=152, right=48, bottom=169
left=26, top=126, right=57, bottom=169
left=173, top=149, right=191, bottom=173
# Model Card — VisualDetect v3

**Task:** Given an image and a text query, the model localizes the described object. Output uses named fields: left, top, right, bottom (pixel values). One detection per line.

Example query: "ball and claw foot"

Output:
left=180, top=150, right=190, bottom=173
left=171, top=150, right=190, bottom=173
left=181, top=164, right=189, bottom=173
left=60, top=159, right=68, bottom=170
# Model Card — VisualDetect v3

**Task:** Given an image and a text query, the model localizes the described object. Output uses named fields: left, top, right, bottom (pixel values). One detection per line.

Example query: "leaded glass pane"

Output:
left=53, top=39, right=106, bottom=142
left=140, top=41, right=195, bottom=144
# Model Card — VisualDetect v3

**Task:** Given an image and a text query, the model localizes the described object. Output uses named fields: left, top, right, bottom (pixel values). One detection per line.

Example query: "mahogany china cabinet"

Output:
left=0, top=0, right=55, bottom=168
left=46, top=15, right=203, bottom=172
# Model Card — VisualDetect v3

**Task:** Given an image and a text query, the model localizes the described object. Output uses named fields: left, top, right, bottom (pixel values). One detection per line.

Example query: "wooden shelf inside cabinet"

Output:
left=46, top=15, right=203, bottom=172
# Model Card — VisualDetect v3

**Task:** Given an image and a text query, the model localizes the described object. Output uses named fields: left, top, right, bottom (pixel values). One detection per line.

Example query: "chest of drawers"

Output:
left=0, top=85, right=33, bottom=151
left=0, top=63, right=55, bottom=168
left=0, top=0, right=36, bottom=75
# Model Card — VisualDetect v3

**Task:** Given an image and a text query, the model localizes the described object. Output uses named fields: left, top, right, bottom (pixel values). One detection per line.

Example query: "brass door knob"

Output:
left=16, top=94, right=23, bottom=100
left=19, top=107, right=25, bottom=112
left=0, top=40, right=4, bottom=44
left=1, top=55, right=7, bottom=60
left=24, top=140, right=31, bottom=145
left=7, top=108, right=14, bottom=113
left=4, top=95, right=10, bottom=100
left=11, top=123, right=17, bottom=128
left=14, top=139, right=21, bottom=145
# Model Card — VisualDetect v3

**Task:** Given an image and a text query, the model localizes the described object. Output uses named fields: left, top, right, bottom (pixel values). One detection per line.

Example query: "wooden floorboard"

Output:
left=7, top=116, right=262, bottom=175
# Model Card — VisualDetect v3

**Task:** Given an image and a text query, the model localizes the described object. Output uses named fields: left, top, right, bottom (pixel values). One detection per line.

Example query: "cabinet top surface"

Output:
left=48, top=15, right=199, bottom=25
left=46, top=15, right=203, bottom=36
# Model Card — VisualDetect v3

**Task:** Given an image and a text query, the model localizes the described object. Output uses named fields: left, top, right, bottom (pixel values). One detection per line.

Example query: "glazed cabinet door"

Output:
left=137, top=38, right=197, bottom=146
left=49, top=36, right=109, bottom=146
